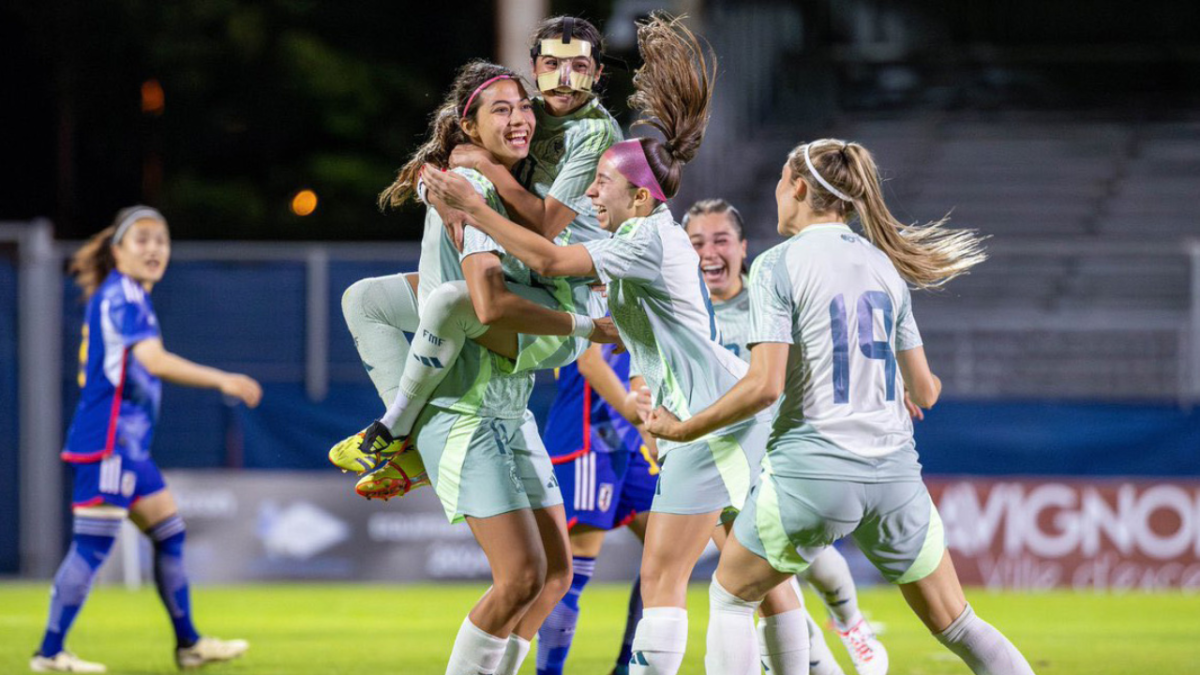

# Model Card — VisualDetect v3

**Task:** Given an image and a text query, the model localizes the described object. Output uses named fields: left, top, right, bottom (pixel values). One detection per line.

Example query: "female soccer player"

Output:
left=32, top=207, right=260, bottom=673
left=536, top=343, right=658, bottom=675
left=424, top=14, right=811, bottom=675
left=686, top=198, right=887, bottom=675
left=339, top=62, right=594, bottom=675
left=646, top=140, right=1035, bottom=674
left=344, top=16, right=624, bottom=460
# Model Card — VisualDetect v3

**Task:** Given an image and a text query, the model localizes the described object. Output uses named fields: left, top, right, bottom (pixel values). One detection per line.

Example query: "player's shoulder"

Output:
left=98, top=271, right=147, bottom=307
left=564, top=102, right=621, bottom=148
left=451, top=167, right=496, bottom=194
left=615, top=205, right=675, bottom=240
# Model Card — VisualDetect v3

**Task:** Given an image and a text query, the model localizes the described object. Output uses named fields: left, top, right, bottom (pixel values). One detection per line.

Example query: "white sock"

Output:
left=704, top=580, right=760, bottom=675
left=495, top=635, right=530, bottom=675
left=757, top=608, right=810, bottom=675
left=803, top=606, right=844, bottom=675
left=383, top=281, right=488, bottom=436
left=935, top=604, right=1035, bottom=675
left=445, top=618, right=508, bottom=675
left=630, top=606, right=688, bottom=675
left=802, top=548, right=861, bottom=630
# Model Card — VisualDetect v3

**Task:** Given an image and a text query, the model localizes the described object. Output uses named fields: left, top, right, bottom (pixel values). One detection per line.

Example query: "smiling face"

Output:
left=587, top=153, right=653, bottom=233
left=112, top=218, right=170, bottom=288
left=532, top=50, right=601, bottom=116
left=687, top=211, right=747, bottom=301
left=462, top=79, right=535, bottom=168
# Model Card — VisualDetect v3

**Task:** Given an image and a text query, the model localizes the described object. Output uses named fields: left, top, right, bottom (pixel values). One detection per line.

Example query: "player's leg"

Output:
left=714, top=520, right=811, bottom=675
left=611, top=446, right=656, bottom=675
left=453, top=509, right=549, bottom=675
left=705, top=526, right=796, bottom=675
left=33, top=459, right=129, bottom=673
left=128, top=465, right=247, bottom=669
left=803, top=547, right=886, bottom=675
left=536, top=525, right=604, bottom=675
left=857, top=481, right=1034, bottom=675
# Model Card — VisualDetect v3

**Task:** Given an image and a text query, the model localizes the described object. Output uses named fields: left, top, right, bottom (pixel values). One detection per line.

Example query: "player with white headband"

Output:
left=424, top=14, right=815, bottom=675
left=643, top=139, right=1035, bottom=675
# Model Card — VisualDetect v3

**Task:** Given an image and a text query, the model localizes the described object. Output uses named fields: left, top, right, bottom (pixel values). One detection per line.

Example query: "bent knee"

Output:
left=493, top=566, right=547, bottom=608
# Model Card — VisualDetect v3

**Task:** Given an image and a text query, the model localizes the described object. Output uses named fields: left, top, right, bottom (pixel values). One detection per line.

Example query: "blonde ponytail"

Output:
left=789, top=139, right=988, bottom=289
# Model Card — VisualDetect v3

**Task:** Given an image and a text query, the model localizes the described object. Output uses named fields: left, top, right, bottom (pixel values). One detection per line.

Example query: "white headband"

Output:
left=113, top=207, right=165, bottom=244
left=802, top=143, right=851, bottom=202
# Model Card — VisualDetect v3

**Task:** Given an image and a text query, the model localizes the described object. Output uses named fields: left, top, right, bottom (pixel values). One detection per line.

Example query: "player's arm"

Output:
left=424, top=167, right=596, bottom=278
left=576, top=344, right=640, bottom=424
left=455, top=146, right=579, bottom=240
left=644, top=342, right=788, bottom=443
left=460, top=251, right=615, bottom=344
left=898, top=346, right=941, bottom=409
left=131, top=338, right=262, bottom=407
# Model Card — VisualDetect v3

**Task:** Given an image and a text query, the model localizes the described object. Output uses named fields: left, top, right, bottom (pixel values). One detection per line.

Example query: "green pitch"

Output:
left=1, top=582, right=1194, bottom=674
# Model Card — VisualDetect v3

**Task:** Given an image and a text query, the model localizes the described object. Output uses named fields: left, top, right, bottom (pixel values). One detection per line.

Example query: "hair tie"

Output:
left=462, top=75, right=513, bottom=120
left=803, top=143, right=851, bottom=202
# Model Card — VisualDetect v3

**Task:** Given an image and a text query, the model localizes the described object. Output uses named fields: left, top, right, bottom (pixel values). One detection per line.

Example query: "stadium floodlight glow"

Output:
left=291, top=190, right=318, bottom=217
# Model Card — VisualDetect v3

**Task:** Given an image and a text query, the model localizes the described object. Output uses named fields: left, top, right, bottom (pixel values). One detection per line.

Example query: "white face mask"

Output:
left=534, top=38, right=595, bottom=95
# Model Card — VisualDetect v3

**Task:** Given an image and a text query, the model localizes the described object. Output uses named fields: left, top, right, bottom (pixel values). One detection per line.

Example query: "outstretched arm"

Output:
left=452, top=145, right=579, bottom=240
left=644, top=342, right=788, bottom=442
left=577, top=344, right=640, bottom=424
left=131, top=338, right=262, bottom=407
left=423, top=166, right=596, bottom=278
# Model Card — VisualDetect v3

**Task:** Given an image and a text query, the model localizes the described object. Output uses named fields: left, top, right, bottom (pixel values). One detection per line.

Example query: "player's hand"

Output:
left=221, top=374, right=262, bottom=408
left=423, top=164, right=485, bottom=216
left=645, top=406, right=688, bottom=442
left=632, top=385, right=653, bottom=423
left=423, top=177, right=467, bottom=252
left=589, top=317, right=622, bottom=347
left=904, top=391, right=924, bottom=421
left=449, top=143, right=500, bottom=172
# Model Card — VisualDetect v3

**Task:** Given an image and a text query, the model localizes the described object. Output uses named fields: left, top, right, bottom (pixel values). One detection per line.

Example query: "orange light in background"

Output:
left=141, top=79, right=165, bottom=115
left=291, top=190, right=318, bottom=216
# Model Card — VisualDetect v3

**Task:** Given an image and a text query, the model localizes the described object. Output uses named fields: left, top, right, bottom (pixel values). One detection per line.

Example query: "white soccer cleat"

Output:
left=30, top=652, right=107, bottom=673
left=837, top=618, right=888, bottom=675
left=175, top=637, right=249, bottom=670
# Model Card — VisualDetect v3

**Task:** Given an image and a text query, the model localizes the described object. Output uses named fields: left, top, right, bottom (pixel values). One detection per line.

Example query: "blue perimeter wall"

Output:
left=2, top=258, right=1199, bottom=573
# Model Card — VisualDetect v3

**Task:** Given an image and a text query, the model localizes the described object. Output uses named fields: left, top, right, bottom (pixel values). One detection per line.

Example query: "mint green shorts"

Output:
left=415, top=407, right=562, bottom=524
left=650, top=419, right=768, bottom=521
left=734, top=455, right=946, bottom=583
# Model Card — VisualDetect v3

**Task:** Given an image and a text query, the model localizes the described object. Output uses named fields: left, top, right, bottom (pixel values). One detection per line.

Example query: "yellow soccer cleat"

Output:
left=328, top=420, right=407, bottom=474
left=355, top=448, right=430, bottom=501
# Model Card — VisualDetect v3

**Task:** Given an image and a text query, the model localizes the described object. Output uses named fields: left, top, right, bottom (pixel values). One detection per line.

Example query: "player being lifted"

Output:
left=32, top=207, right=259, bottom=673
left=333, top=16, right=623, bottom=480
left=686, top=198, right=888, bottom=675
left=645, top=140, right=1036, bottom=675
left=424, top=14, right=814, bottom=675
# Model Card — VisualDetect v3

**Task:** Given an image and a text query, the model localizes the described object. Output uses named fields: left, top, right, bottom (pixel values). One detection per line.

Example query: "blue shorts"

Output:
left=554, top=444, right=659, bottom=531
left=70, top=454, right=167, bottom=510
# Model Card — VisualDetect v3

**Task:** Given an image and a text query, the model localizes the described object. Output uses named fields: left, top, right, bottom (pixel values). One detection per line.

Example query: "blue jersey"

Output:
left=544, top=344, right=641, bottom=460
left=62, top=271, right=162, bottom=464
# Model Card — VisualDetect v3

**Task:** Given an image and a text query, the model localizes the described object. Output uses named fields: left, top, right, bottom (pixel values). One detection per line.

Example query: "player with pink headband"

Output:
left=424, top=14, right=814, bottom=675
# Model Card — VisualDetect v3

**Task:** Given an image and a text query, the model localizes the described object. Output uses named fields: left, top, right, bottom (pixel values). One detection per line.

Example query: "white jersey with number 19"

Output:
left=747, top=223, right=924, bottom=482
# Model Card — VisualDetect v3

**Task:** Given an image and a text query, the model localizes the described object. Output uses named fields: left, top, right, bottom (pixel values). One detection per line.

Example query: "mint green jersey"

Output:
left=523, top=97, right=622, bottom=248
left=416, top=168, right=534, bottom=420
left=582, top=205, right=767, bottom=458
left=713, top=280, right=752, bottom=362
left=747, top=224, right=924, bottom=481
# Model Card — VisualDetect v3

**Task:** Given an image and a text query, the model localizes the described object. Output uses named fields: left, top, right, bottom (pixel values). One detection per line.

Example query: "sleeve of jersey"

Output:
left=894, top=285, right=924, bottom=350
left=547, top=121, right=617, bottom=215
left=458, top=170, right=508, bottom=262
left=109, top=296, right=159, bottom=347
left=581, top=220, right=662, bottom=285
left=746, top=246, right=794, bottom=346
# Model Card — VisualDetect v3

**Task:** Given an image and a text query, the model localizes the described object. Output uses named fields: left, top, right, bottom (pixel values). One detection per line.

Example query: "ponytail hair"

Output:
left=379, top=61, right=525, bottom=209
left=625, top=13, right=716, bottom=199
left=788, top=139, right=988, bottom=289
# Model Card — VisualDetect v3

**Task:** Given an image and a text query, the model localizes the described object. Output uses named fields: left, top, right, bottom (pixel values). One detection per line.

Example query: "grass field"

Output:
left=1, top=582, right=1196, bottom=674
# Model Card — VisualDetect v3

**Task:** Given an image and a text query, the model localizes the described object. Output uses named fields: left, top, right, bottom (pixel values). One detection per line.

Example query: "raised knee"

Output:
left=341, top=277, right=378, bottom=320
